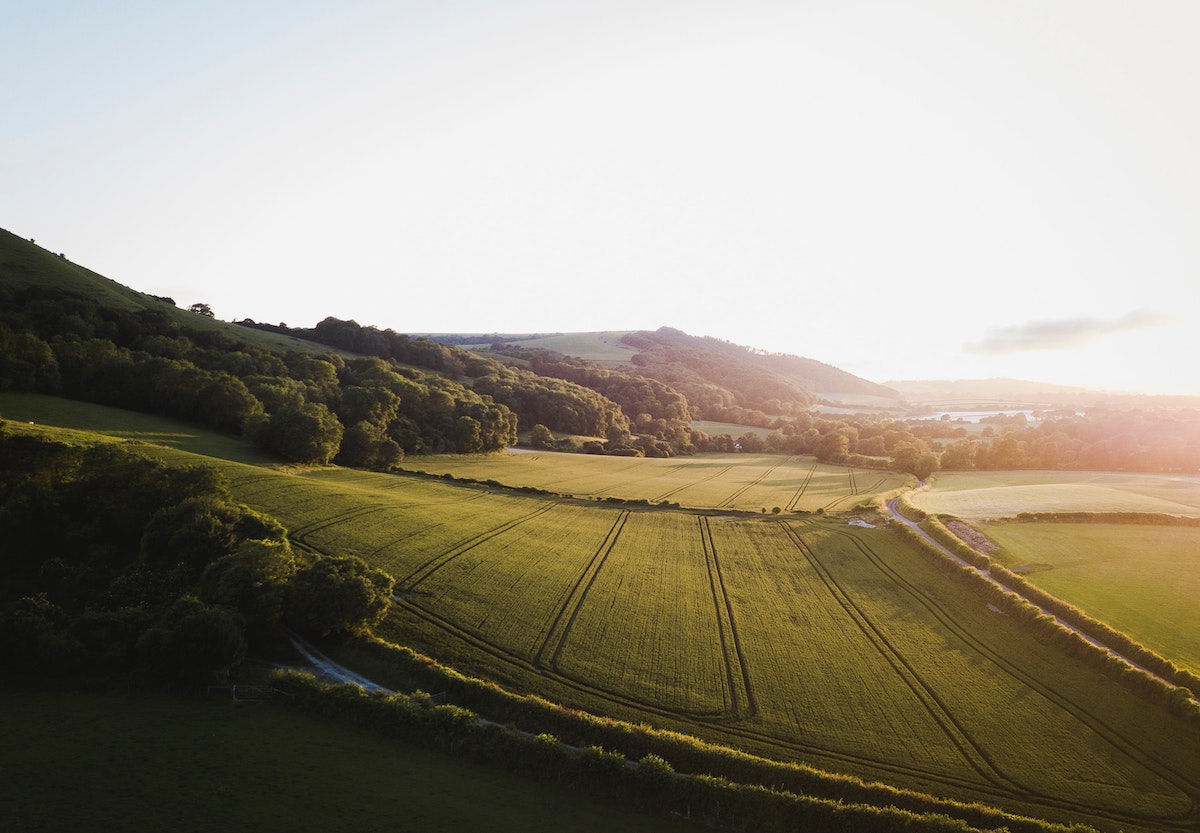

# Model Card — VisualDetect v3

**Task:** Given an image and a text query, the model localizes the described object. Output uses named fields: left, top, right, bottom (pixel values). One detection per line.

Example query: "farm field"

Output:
left=404, top=450, right=911, bottom=513
left=196, top=461, right=1199, bottom=832
left=4, top=397, right=1199, bottom=832
left=910, top=470, right=1200, bottom=519
left=982, top=522, right=1200, bottom=675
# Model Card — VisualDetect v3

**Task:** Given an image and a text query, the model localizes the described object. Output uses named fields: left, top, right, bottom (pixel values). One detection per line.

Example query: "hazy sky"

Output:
left=6, top=1, right=1199, bottom=394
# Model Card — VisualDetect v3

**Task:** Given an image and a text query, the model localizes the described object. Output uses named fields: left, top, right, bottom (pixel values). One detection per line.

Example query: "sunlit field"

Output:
left=911, top=470, right=1200, bottom=518
left=402, top=451, right=911, bottom=513
left=211, top=463, right=1199, bottom=832
left=982, top=522, right=1200, bottom=675
left=4, top=396, right=1199, bottom=833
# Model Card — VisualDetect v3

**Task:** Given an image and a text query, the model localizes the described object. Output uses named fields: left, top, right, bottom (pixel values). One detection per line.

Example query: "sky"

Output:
left=5, top=1, right=1199, bottom=395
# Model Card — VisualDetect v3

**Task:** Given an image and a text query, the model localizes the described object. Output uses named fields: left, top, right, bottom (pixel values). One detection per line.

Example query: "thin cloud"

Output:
left=965, top=310, right=1168, bottom=355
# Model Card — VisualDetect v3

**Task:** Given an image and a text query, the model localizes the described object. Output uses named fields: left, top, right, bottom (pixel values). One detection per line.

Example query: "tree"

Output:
left=285, top=556, right=395, bottom=638
left=529, top=423, right=555, bottom=449
left=336, top=420, right=403, bottom=469
left=188, top=302, right=215, bottom=318
left=136, top=595, right=246, bottom=683
left=201, top=538, right=299, bottom=628
left=253, top=402, right=343, bottom=464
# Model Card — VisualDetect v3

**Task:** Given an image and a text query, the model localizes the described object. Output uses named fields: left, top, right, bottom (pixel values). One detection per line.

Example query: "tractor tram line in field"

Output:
left=810, top=520, right=1200, bottom=829
left=399, top=502, right=561, bottom=589
left=714, top=458, right=792, bottom=510
left=651, top=464, right=734, bottom=504
left=698, top=516, right=757, bottom=720
left=783, top=461, right=819, bottom=512
left=243, top=458, right=1197, bottom=833
left=533, top=510, right=630, bottom=672
left=775, top=521, right=1020, bottom=795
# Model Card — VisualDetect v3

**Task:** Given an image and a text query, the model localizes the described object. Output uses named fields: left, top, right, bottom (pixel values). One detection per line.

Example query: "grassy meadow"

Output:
left=910, top=469, right=1200, bottom=676
left=4, top=394, right=1200, bottom=833
left=982, top=522, right=1200, bottom=675
left=911, top=470, right=1200, bottom=519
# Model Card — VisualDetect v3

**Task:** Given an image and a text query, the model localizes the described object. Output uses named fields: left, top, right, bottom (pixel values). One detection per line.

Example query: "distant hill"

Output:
left=0, top=228, right=338, bottom=358
left=451, top=326, right=902, bottom=425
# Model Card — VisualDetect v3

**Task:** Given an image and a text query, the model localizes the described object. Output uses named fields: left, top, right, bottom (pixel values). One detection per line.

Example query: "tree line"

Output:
left=0, top=288, right=524, bottom=464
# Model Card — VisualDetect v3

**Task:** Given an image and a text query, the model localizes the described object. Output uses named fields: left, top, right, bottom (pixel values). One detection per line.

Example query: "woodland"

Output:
left=2, top=279, right=1198, bottom=476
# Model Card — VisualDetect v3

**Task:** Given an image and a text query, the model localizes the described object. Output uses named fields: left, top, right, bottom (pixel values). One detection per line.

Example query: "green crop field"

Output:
left=982, top=522, right=1200, bottom=675
left=911, top=471, right=1200, bottom=518
left=401, top=451, right=911, bottom=513
left=187, top=453, right=1199, bottom=831
left=5, top=396, right=1200, bottom=833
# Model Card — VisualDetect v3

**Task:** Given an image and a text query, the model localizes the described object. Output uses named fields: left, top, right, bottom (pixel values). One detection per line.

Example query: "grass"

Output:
left=0, top=690, right=704, bottom=833
left=0, top=229, right=350, bottom=358
left=5, top=399, right=1200, bottom=832
left=0, top=392, right=276, bottom=463
left=912, top=471, right=1200, bottom=518
left=983, top=522, right=1200, bottom=675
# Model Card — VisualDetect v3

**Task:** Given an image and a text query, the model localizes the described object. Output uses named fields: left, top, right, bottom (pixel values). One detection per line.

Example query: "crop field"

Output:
left=194, top=461, right=1199, bottom=831
left=982, top=522, right=1200, bottom=675
left=6, top=401, right=1200, bottom=832
left=911, top=470, right=1200, bottom=519
left=404, top=451, right=911, bottom=513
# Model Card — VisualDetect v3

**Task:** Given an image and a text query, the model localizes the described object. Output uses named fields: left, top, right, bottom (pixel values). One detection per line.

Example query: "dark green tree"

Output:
left=285, top=556, right=395, bottom=638
left=252, top=401, right=344, bottom=464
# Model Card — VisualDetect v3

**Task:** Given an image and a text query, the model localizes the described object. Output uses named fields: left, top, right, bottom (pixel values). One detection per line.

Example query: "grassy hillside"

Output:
left=0, top=227, right=343, bottom=357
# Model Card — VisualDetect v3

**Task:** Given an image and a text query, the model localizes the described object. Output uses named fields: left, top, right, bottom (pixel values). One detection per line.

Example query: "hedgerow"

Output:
left=269, top=669, right=1093, bottom=833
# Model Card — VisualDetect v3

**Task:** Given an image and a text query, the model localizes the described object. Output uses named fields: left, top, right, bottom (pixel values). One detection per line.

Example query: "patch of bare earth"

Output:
left=946, top=520, right=999, bottom=555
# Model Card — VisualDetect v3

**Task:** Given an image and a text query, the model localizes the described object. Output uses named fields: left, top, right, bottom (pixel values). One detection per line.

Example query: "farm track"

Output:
left=783, top=462, right=818, bottom=512
left=804, top=520, right=1200, bottom=829
left=400, top=502, right=561, bottom=588
left=699, top=517, right=756, bottom=720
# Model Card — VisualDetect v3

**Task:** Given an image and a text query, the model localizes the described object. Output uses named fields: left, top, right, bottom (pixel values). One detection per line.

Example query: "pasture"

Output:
left=983, top=522, right=1200, bottom=675
left=404, top=451, right=911, bottom=513
left=911, top=470, right=1200, bottom=519
left=5, top=398, right=1199, bottom=832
